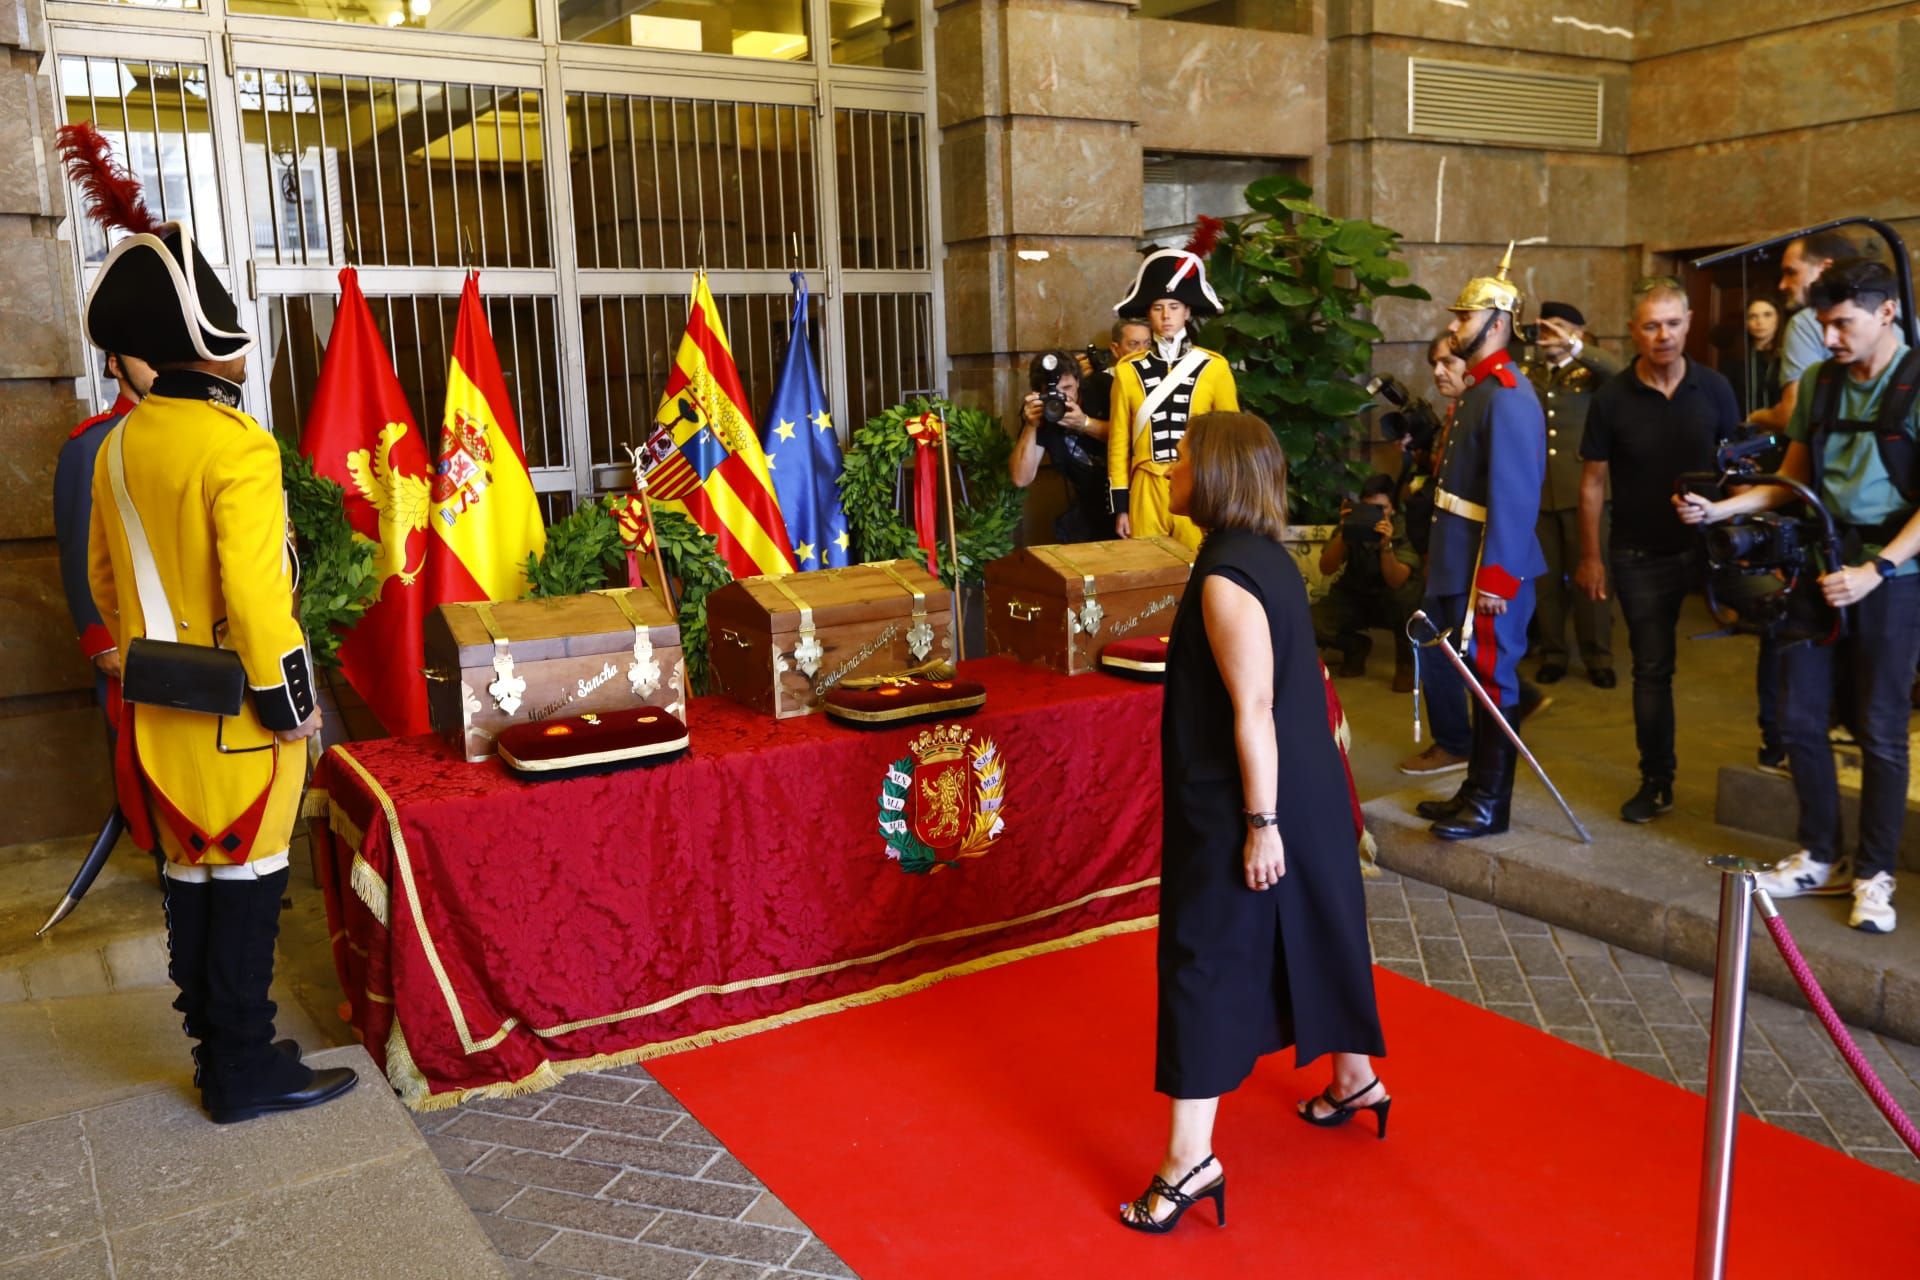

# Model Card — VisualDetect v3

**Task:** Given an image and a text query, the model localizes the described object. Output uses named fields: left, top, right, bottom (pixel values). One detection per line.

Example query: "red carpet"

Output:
left=650, top=928, right=1920, bottom=1277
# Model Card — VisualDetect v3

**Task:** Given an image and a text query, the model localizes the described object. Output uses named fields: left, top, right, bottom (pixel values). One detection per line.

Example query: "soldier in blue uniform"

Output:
left=1415, top=245, right=1549, bottom=840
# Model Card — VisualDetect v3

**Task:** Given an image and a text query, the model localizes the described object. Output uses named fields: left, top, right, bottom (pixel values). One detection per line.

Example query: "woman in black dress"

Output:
left=1120, top=413, right=1388, bottom=1234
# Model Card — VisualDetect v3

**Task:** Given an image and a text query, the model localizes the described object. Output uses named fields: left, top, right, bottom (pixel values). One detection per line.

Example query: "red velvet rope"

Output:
left=1759, top=911, right=1920, bottom=1159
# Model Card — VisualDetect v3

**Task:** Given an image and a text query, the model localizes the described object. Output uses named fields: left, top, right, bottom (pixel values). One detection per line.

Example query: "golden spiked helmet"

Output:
left=1449, top=240, right=1523, bottom=318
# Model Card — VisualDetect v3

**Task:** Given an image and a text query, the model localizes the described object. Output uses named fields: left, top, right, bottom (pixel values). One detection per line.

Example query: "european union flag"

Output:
left=760, top=273, right=850, bottom=569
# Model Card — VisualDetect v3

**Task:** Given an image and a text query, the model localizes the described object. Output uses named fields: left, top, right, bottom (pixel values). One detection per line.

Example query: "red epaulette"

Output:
left=68, top=394, right=137, bottom=441
left=1490, top=364, right=1519, bottom=389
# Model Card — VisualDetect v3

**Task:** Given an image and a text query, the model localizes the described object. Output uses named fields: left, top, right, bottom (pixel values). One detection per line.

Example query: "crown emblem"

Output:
left=909, top=723, right=970, bottom=766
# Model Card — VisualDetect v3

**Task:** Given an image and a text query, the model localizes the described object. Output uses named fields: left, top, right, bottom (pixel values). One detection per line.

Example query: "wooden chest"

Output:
left=706, top=559, right=954, bottom=719
left=984, top=538, right=1196, bottom=675
left=423, top=588, right=686, bottom=762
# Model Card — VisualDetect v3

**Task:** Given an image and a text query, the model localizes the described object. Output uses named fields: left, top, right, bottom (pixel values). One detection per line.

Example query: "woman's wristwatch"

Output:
left=1245, top=811, right=1281, bottom=829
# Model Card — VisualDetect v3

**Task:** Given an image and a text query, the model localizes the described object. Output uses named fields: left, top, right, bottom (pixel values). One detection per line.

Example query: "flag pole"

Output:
left=629, top=451, right=677, bottom=614
left=934, top=399, right=965, bottom=648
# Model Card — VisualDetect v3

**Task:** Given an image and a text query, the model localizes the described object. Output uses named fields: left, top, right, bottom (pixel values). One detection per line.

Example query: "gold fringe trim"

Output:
left=396, top=913, right=1158, bottom=1112
left=1359, top=828, right=1379, bottom=875
left=349, top=855, right=391, bottom=928
left=301, top=786, right=332, bottom=820
left=385, top=1020, right=430, bottom=1108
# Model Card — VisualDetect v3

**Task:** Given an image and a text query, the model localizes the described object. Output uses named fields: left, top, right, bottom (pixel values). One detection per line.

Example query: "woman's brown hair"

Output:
left=1185, top=412, right=1289, bottom=541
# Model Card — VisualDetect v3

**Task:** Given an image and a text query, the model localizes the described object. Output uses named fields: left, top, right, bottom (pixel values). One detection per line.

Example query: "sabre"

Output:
left=1406, top=609, right=1592, bottom=844
left=35, top=807, right=128, bottom=937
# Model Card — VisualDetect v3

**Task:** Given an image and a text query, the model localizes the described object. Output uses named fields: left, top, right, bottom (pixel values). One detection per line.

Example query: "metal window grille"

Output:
left=261, top=290, right=566, bottom=472
left=577, top=290, right=827, bottom=469
left=834, top=106, right=926, bottom=272
left=238, top=68, right=551, bottom=269
left=564, top=92, right=819, bottom=272
left=843, top=291, right=933, bottom=430
left=58, top=57, right=225, bottom=265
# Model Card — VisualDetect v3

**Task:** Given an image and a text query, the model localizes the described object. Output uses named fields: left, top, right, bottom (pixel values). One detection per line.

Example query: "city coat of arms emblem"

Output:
left=876, top=724, right=1007, bottom=874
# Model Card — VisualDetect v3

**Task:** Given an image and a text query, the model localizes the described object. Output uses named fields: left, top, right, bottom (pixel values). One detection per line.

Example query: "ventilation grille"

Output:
left=1408, top=57, right=1604, bottom=149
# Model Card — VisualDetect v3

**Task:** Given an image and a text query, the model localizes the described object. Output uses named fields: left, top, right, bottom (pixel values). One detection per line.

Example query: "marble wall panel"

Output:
left=0, top=65, right=57, bottom=218
left=2, top=0, right=46, bottom=53
left=943, top=246, right=1012, bottom=355
left=1635, top=0, right=1898, bottom=60
left=0, top=379, right=85, bottom=541
left=1362, top=141, right=1552, bottom=248
left=0, top=220, right=84, bottom=380
left=940, top=123, right=1006, bottom=244
left=1359, top=0, right=1637, bottom=61
left=0, top=707, right=112, bottom=844
left=1003, top=120, right=1139, bottom=239
left=1544, top=152, right=1630, bottom=248
left=1003, top=6, right=1137, bottom=121
left=1133, top=22, right=1323, bottom=158
left=1004, top=237, right=1143, bottom=354
left=0, top=557, right=94, bottom=700
left=934, top=0, right=998, bottom=129
left=1630, top=10, right=1911, bottom=155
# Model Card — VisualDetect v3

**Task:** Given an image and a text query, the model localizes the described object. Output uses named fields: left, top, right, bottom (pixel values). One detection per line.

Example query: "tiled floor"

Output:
left=413, top=867, right=1920, bottom=1279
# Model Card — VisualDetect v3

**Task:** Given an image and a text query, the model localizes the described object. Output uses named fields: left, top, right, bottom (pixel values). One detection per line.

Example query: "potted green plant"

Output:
left=1202, top=176, right=1429, bottom=596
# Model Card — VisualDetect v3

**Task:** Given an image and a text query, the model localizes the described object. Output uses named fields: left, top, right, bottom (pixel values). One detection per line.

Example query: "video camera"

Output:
left=1364, top=373, right=1445, bottom=453
left=1679, top=434, right=1845, bottom=646
left=1028, top=351, right=1073, bottom=427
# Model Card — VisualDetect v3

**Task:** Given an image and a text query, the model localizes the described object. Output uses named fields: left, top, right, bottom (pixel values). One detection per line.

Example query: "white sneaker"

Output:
left=1850, top=873, right=1896, bottom=934
left=1753, top=850, right=1853, bottom=899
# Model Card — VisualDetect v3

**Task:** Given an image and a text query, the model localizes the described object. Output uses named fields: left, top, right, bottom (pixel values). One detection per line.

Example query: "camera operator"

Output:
left=1577, top=277, right=1739, bottom=825
left=1010, top=349, right=1114, bottom=543
left=1077, top=318, right=1152, bottom=426
left=1524, top=302, right=1620, bottom=689
left=1679, top=258, right=1920, bottom=935
left=1315, top=473, right=1421, bottom=688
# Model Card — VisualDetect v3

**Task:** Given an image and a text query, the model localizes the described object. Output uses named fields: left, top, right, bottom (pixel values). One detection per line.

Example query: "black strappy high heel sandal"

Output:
left=1297, top=1077, right=1392, bottom=1139
left=1118, top=1153, right=1227, bottom=1234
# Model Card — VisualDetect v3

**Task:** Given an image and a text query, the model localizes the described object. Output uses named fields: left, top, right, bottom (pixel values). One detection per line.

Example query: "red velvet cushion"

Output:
left=1100, top=634, right=1171, bottom=679
left=496, top=706, right=689, bottom=775
left=823, top=676, right=987, bottom=726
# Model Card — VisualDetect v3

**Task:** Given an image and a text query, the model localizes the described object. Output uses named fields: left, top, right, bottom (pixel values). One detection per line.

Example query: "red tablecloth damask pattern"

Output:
left=309, top=658, right=1164, bottom=1109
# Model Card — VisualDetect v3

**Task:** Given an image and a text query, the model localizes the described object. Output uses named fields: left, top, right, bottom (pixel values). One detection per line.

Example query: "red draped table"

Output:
left=309, top=658, right=1164, bottom=1109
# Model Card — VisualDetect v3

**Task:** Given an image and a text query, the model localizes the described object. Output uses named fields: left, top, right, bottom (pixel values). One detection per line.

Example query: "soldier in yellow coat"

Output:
left=1108, top=245, right=1239, bottom=549
left=82, top=218, right=355, bottom=1124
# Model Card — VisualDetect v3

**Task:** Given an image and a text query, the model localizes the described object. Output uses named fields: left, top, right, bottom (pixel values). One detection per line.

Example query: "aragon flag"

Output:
left=425, top=271, right=546, bottom=605
left=645, top=272, right=796, bottom=579
left=299, top=266, right=434, bottom=736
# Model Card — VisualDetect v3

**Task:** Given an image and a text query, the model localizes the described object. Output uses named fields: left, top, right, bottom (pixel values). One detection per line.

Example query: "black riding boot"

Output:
left=161, top=876, right=213, bottom=1086
left=1430, top=711, right=1519, bottom=840
left=201, top=869, right=356, bottom=1124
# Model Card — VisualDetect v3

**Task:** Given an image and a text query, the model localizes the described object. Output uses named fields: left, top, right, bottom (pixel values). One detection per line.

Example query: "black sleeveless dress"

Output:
left=1156, top=529, right=1385, bottom=1099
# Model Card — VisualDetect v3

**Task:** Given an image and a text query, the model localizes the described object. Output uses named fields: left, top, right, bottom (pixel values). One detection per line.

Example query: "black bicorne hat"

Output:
left=1113, top=248, right=1225, bottom=321
left=83, top=222, right=255, bottom=366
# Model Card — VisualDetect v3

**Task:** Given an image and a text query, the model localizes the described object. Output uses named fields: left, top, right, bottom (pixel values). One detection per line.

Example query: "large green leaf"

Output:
left=1243, top=174, right=1313, bottom=213
left=1309, top=380, right=1378, bottom=418
left=1266, top=281, right=1316, bottom=307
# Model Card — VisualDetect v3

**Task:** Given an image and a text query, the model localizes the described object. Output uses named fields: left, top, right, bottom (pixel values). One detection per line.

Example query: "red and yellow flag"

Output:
left=425, top=272, right=545, bottom=605
left=649, top=273, right=795, bottom=578
left=299, top=266, right=433, bottom=736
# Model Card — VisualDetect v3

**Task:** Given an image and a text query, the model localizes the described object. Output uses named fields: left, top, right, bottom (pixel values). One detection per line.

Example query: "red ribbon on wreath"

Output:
left=904, top=411, right=945, bottom=575
left=614, top=493, right=655, bottom=591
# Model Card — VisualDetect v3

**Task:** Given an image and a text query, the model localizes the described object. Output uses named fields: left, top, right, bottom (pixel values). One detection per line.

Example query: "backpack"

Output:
left=1805, top=348, right=1920, bottom=509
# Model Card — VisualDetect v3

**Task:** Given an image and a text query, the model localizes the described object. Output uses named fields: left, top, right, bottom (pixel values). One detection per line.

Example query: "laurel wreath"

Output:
left=877, top=734, right=1006, bottom=875
left=838, top=398, right=1023, bottom=589
left=278, top=436, right=376, bottom=674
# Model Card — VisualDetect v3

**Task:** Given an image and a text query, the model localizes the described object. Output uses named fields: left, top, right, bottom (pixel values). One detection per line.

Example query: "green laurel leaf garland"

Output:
left=524, top=497, right=734, bottom=696
left=838, top=398, right=1022, bottom=589
left=879, top=755, right=941, bottom=875
left=277, top=436, right=376, bottom=674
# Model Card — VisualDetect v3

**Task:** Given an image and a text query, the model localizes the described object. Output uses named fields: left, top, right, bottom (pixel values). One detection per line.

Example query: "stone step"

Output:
left=0, top=833, right=172, bottom=1003
left=1717, top=762, right=1920, bottom=876
left=1366, top=782, right=1920, bottom=1043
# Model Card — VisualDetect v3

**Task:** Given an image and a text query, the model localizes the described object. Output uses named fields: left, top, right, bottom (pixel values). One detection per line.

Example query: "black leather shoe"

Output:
left=1590, top=668, right=1617, bottom=689
left=1620, top=780, right=1673, bottom=824
left=1536, top=664, right=1567, bottom=685
left=208, top=1067, right=357, bottom=1125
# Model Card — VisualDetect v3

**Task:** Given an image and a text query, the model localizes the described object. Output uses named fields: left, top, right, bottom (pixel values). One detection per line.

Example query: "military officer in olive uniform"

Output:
left=1416, top=245, right=1549, bottom=841
left=84, top=220, right=357, bottom=1124
left=1108, top=247, right=1239, bottom=550
left=1524, top=301, right=1619, bottom=688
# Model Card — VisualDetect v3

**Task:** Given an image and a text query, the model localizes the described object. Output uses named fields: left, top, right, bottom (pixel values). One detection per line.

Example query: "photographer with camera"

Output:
left=1314, top=473, right=1421, bottom=688
left=1523, top=301, right=1620, bottom=688
left=1010, top=348, right=1115, bottom=543
left=1577, top=277, right=1740, bottom=825
left=1679, top=258, right=1920, bottom=934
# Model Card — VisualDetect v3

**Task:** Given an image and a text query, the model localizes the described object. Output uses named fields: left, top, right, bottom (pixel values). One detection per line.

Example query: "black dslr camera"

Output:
left=1029, top=351, right=1072, bottom=427
left=1680, top=433, right=1844, bottom=645
left=1365, top=373, right=1445, bottom=453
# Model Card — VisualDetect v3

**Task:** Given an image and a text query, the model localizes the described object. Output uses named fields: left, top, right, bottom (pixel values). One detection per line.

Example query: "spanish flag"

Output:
left=425, top=272, right=545, bottom=604
left=649, top=272, right=796, bottom=579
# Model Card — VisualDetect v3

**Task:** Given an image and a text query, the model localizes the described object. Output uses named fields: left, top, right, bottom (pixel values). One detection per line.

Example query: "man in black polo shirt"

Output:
left=1575, top=277, right=1740, bottom=823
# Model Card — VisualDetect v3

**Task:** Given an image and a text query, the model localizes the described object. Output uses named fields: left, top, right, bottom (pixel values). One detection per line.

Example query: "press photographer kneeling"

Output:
left=1315, top=473, right=1421, bottom=689
left=1677, top=258, right=1920, bottom=935
left=1010, top=349, right=1115, bottom=543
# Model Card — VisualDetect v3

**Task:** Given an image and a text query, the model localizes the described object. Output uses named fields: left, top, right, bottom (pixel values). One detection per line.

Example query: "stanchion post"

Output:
left=1695, top=855, right=1764, bottom=1280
